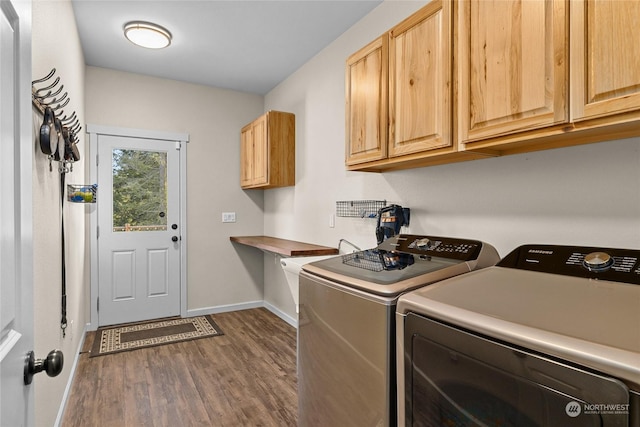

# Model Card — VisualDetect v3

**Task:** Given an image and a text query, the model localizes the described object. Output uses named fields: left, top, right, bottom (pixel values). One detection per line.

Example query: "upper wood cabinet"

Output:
left=571, top=1, right=640, bottom=122
left=346, top=1, right=477, bottom=171
left=389, top=0, right=452, bottom=157
left=345, top=36, right=388, bottom=166
left=240, top=111, right=295, bottom=189
left=457, top=0, right=568, bottom=144
left=346, top=0, right=640, bottom=172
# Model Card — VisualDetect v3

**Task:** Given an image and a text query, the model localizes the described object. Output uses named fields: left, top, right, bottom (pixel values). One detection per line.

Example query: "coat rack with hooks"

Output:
left=32, top=68, right=81, bottom=174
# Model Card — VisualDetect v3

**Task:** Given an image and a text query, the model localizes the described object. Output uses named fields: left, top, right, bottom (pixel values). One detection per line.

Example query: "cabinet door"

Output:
left=389, top=0, right=452, bottom=157
left=571, top=1, right=640, bottom=121
left=251, top=115, right=268, bottom=186
left=458, top=0, right=568, bottom=143
left=345, top=36, right=388, bottom=166
left=240, top=125, right=254, bottom=187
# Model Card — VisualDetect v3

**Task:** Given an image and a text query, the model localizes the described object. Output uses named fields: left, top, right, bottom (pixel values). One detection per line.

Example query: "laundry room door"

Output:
left=96, top=134, right=183, bottom=326
left=0, top=0, right=34, bottom=425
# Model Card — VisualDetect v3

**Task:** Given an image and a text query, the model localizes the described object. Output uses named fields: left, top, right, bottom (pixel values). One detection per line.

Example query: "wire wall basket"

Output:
left=68, top=184, right=97, bottom=203
left=336, top=200, right=386, bottom=218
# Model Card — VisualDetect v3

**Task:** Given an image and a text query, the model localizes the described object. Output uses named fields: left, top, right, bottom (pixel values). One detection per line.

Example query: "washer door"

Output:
left=404, top=314, right=630, bottom=426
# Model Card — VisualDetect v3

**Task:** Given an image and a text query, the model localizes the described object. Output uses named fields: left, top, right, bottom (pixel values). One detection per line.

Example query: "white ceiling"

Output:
left=71, top=0, right=382, bottom=95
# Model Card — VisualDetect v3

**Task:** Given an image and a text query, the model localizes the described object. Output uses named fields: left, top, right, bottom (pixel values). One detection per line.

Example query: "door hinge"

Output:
left=96, top=153, right=99, bottom=166
left=175, top=141, right=181, bottom=150
left=97, top=297, right=99, bottom=312
left=97, top=226, right=99, bottom=239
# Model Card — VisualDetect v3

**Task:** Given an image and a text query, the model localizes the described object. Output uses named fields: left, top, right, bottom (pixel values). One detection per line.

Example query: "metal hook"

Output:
left=61, top=112, right=77, bottom=125
left=43, top=92, right=68, bottom=107
left=34, top=77, right=60, bottom=95
left=35, top=85, right=64, bottom=101
left=31, top=68, right=56, bottom=85
left=52, top=98, right=70, bottom=111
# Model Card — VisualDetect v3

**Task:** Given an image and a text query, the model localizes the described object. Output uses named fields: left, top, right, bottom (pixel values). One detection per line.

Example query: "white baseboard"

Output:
left=54, top=323, right=88, bottom=427
left=262, top=301, right=298, bottom=328
left=188, top=301, right=298, bottom=329
left=186, top=300, right=263, bottom=317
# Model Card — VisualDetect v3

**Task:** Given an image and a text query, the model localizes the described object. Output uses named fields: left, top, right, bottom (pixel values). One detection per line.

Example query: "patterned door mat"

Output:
left=90, top=315, right=224, bottom=357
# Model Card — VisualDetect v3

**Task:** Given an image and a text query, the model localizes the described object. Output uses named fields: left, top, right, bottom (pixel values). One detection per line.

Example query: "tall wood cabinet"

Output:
left=240, top=111, right=295, bottom=189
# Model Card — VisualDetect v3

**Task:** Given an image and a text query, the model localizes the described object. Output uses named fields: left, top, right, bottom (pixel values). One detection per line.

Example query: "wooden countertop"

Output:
left=230, top=235, right=339, bottom=257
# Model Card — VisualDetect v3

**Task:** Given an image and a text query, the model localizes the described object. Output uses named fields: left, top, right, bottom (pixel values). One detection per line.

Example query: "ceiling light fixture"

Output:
left=124, top=21, right=172, bottom=49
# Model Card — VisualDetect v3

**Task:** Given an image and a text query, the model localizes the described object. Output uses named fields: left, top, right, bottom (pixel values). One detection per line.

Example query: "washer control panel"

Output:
left=378, top=234, right=483, bottom=261
left=498, top=244, right=640, bottom=285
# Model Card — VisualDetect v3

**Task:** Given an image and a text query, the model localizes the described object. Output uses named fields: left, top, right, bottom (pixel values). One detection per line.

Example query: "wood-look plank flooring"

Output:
left=62, top=308, right=297, bottom=427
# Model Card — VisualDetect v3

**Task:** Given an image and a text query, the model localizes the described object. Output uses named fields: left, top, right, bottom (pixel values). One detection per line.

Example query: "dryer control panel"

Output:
left=498, top=244, right=640, bottom=285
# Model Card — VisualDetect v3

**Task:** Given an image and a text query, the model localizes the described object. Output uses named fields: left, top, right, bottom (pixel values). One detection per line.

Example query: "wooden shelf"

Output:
left=230, top=236, right=338, bottom=257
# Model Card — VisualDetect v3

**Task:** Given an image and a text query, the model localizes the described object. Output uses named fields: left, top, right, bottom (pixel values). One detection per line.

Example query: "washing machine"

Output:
left=397, top=244, right=640, bottom=426
left=297, top=234, right=500, bottom=426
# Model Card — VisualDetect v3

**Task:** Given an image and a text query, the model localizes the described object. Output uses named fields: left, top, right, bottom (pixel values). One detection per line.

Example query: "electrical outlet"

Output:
left=222, top=212, right=236, bottom=223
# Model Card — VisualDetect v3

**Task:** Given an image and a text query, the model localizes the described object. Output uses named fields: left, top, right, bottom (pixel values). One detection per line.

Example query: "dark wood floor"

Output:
left=62, top=308, right=298, bottom=427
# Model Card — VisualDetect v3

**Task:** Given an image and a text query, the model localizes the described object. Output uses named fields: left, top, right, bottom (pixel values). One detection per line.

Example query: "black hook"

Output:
left=61, top=112, right=76, bottom=124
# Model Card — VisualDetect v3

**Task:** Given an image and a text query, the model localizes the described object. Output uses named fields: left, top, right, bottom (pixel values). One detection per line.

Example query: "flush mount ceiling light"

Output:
left=124, top=21, right=172, bottom=49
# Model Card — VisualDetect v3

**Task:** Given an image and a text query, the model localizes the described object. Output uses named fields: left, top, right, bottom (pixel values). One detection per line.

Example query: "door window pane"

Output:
left=112, top=149, right=167, bottom=232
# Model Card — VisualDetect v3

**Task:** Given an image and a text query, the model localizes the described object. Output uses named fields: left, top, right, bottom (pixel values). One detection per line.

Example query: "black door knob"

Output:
left=24, top=349, right=64, bottom=385
left=172, top=236, right=179, bottom=242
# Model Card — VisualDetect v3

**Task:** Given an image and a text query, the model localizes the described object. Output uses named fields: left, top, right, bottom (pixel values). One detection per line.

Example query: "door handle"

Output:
left=172, top=236, right=179, bottom=242
left=24, top=349, right=64, bottom=385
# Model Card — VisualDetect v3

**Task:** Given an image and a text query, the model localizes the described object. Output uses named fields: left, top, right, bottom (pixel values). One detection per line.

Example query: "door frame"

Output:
left=87, top=124, right=189, bottom=330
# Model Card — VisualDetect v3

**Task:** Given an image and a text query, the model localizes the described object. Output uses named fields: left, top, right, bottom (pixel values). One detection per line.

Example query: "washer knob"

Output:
left=583, top=252, right=613, bottom=272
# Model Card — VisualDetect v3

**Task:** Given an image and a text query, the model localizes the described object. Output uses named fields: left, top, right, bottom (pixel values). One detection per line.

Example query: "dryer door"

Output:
left=403, top=313, right=629, bottom=426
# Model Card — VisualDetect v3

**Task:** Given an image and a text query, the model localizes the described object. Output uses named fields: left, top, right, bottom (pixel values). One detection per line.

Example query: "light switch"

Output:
left=222, top=212, right=236, bottom=223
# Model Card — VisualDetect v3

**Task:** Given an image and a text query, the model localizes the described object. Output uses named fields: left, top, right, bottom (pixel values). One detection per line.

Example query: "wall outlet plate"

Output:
left=222, top=212, right=236, bottom=223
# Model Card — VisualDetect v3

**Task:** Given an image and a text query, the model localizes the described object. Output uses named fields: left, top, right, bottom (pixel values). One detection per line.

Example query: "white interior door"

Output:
left=97, top=135, right=182, bottom=326
left=0, top=0, right=34, bottom=425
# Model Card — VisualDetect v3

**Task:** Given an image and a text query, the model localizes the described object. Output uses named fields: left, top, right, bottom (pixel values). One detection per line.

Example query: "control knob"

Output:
left=583, top=252, right=614, bottom=272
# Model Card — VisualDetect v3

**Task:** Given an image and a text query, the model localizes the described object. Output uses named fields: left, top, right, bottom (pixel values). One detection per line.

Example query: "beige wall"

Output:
left=84, top=67, right=266, bottom=313
left=32, top=1, right=87, bottom=425
left=262, top=0, right=640, bottom=319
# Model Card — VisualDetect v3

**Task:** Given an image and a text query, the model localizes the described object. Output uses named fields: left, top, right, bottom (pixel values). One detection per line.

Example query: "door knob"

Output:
left=172, top=236, right=179, bottom=242
left=24, top=349, right=64, bottom=385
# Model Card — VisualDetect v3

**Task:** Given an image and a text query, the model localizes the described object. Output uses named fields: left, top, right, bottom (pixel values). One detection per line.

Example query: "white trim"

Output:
left=263, top=301, right=297, bottom=328
left=187, top=301, right=298, bottom=329
left=186, top=301, right=264, bottom=317
left=54, top=323, right=88, bottom=427
left=179, top=141, right=188, bottom=318
left=87, top=125, right=189, bottom=330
